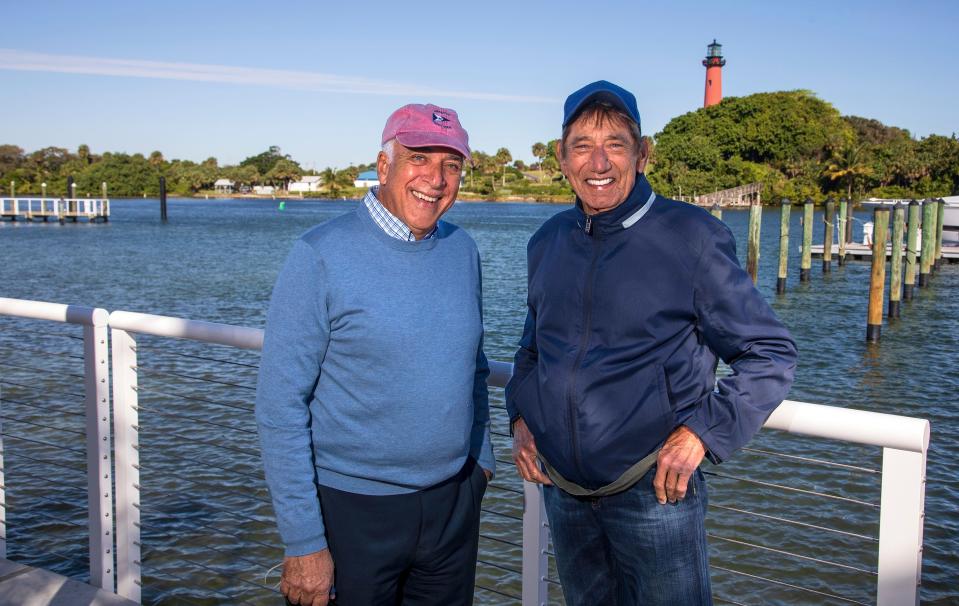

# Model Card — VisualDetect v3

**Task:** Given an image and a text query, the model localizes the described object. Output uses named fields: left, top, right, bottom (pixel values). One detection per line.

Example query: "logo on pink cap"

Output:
left=382, top=104, right=471, bottom=161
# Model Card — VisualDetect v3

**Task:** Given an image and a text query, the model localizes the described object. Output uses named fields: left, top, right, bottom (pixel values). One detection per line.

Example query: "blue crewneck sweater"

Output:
left=255, top=204, right=494, bottom=557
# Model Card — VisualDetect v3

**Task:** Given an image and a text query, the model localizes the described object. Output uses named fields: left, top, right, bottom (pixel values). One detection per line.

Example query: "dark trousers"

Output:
left=316, top=458, right=487, bottom=606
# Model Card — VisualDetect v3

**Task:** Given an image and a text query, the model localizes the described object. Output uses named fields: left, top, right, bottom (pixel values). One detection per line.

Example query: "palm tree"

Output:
left=531, top=142, right=547, bottom=181
left=320, top=167, right=339, bottom=197
left=823, top=144, right=872, bottom=200
left=495, top=148, right=512, bottom=187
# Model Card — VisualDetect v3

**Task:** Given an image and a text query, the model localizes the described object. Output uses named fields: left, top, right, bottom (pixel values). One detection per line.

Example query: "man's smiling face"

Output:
left=559, top=111, right=648, bottom=216
left=376, top=142, right=463, bottom=239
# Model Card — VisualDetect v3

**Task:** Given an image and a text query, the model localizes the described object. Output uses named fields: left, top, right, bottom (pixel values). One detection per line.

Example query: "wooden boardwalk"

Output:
left=0, top=198, right=110, bottom=223
left=810, top=242, right=959, bottom=262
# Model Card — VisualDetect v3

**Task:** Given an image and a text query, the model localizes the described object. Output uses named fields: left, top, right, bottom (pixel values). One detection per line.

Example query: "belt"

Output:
left=538, top=448, right=661, bottom=498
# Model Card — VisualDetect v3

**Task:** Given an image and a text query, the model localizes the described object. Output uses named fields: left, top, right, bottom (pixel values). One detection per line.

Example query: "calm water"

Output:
left=0, top=198, right=956, bottom=605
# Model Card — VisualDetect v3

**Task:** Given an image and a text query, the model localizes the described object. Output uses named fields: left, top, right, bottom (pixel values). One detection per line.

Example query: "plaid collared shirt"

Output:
left=363, top=186, right=436, bottom=241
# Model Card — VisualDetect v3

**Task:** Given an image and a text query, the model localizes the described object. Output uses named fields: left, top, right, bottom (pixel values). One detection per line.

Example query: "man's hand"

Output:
left=512, top=418, right=552, bottom=485
left=653, top=426, right=706, bottom=505
left=281, top=549, right=334, bottom=606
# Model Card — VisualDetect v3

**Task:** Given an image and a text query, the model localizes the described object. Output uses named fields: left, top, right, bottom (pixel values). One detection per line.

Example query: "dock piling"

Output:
left=777, top=198, right=790, bottom=294
left=919, top=200, right=935, bottom=286
left=844, top=196, right=854, bottom=245
left=888, top=203, right=905, bottom=319
left=904, top=200, right=919, bottom=300
left=934, top=198, right=945, bottom=271
left=746, top=197, right=761, bottom=285
left=800, top=198, right=813, bottom=282
left=838, top=197, right=848, bottom=266
left=822, top=197, right=835, bottom=273
left=866, top=207, right=890, bottom=342
left=160, top=177, right=168, bottom=223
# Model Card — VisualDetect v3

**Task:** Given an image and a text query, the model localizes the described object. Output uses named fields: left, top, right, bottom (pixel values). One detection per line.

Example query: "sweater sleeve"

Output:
left=470, top=255, right=495, bottom=477
left=684, top=224, right=798, bottom=464
left=471, top=340, right=495, bottom=477
left=255, top=239, right=331, bottom=556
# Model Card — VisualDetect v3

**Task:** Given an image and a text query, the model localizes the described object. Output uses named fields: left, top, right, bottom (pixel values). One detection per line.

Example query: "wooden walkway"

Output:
left=0, top=558, right=137, bottom=606
left=0, top=198, right=110, bottom=223
left=810, top=242, right=959, bottom=262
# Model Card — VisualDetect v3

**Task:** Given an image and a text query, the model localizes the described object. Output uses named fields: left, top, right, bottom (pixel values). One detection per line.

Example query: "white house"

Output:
left=252, top=185, right=276, bottom=195
left=214, top=178, right=235, bottom=193
left=289, top=175, right=324, bottom=193
left=353, top=170, right=379, bottom=188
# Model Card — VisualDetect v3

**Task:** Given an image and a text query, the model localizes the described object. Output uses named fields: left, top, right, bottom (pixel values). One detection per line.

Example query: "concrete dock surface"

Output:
left=0, top=558, right=137, bottom=606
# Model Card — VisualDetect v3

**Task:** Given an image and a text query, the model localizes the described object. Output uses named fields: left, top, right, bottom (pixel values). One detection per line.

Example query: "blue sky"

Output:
left=1, top=0, right=955, bottom=170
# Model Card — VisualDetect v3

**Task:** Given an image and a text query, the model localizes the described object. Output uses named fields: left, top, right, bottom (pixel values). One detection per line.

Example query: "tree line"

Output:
left=2, top=90, right=956, bottom=201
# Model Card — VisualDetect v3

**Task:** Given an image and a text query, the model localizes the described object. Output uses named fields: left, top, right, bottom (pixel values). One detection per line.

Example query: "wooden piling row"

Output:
left=746, top=197, right=762, bottom=285
left=160, top=177, right=168, bottom=223
left=888, top=203, right=905, bottom=319
left=903, top=200, right=920, bottom=300
left=837, top=198, right=848, bottom=266
left=800, top=198, right=813, bottom=282
left=822, top=197, right=834, bottom=272
left=934, top=198, right=945, bottom=270
left=919, top=200, right=935, bottom=286
left=777, top=198, right=790, bottom=294
left=866, top=207, right=890, bottom=342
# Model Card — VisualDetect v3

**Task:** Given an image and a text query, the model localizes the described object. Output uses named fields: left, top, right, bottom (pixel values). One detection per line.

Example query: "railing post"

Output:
left=111, top=328, right=142, bottom=603
left=522, top=481, right=548, bottom=606
left=877, top=445, right=927, bottom=606
left=0, top=381, right=6, bottom=558
left=84, top=315, right=115, bottom=590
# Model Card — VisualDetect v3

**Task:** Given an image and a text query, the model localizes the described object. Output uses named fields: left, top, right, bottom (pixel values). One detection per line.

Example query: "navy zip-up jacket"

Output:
left=505, top=174, right=797, bottom=489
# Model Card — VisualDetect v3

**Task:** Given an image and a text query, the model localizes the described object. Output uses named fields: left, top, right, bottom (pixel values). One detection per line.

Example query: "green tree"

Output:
left=266, top=158, right=302, bottom=189
left=318, top=167, right=352, bottom=197
left=531, top=142, right=547, bottom=180
left=495, top=148, right=512, bottom=187
left=240, top=145, right=291, bottom=175
left=823, top=144, right=873, bottom=199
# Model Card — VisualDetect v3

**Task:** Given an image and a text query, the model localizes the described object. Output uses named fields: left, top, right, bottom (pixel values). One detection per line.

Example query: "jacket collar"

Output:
left=575, top=173, right=656, bottom=236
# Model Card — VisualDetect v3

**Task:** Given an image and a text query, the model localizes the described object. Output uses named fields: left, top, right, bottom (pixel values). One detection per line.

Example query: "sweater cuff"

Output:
left=284, top=533, right=328, bottom=558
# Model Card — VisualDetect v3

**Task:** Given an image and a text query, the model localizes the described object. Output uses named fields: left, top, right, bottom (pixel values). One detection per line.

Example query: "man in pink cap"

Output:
left=256, top=103, right=493, bottom=605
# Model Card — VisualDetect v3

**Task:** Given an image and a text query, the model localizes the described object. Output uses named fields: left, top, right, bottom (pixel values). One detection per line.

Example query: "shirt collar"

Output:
left=575, top=173, right=656, bottom=235
left=363, top=186, right=436, bottom=241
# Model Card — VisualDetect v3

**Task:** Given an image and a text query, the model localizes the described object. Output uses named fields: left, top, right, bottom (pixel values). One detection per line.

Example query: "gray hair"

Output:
left=382, top=139, right=396, bottom=162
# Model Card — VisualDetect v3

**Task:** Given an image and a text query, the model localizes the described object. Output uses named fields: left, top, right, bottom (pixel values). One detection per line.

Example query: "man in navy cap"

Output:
left=505, top=81, right=797, bottom=605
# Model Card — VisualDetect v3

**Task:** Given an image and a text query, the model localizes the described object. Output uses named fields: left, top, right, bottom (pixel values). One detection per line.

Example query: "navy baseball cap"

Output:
left=562, top=80, right=641, bottom=130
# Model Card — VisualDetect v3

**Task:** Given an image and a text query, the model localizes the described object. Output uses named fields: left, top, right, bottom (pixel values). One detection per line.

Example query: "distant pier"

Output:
left=0, top=198, right=110, bottom=223
left=810, top=243, right=958, bottom=262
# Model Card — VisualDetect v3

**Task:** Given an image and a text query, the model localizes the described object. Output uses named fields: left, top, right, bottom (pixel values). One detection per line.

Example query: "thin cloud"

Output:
left=0, top=48, right=557, bottom=103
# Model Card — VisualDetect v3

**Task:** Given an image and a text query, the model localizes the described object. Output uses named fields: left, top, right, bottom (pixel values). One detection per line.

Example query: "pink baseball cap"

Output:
left=382, top=103, right=471, bottom=162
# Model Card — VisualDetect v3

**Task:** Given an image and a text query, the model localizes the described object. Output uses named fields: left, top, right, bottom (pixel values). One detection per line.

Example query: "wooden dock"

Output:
left=1, top=198, right=110, bottom=223
left=810, top=242, right=959, bottom=262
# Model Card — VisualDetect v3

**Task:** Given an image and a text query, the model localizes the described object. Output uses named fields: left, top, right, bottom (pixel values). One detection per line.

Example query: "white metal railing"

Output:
left=0, top=298, right=931, bottom=605
left=0, top=297, right=115, bottom=592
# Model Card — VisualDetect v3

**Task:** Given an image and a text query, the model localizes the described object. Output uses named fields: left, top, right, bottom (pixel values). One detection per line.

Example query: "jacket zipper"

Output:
left=566, top=217, right=599, bottom=482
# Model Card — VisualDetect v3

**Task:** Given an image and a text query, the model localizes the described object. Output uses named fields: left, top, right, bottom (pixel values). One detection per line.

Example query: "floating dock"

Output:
left=0, top=198, right=110, bottom=223
left=810, top=243, right=959, bottom=262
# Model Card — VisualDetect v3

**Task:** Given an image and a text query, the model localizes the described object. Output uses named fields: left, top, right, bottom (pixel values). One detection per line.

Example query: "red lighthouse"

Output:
left=702, top=39, right=726, bottom=107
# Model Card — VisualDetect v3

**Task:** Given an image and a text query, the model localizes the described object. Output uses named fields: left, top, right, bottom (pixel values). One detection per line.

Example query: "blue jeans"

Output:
left=543, top=466, right=712, bottom=606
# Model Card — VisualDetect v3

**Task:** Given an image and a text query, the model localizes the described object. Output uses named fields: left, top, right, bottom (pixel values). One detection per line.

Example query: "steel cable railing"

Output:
left=0, top=300, right=932, bottom=606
